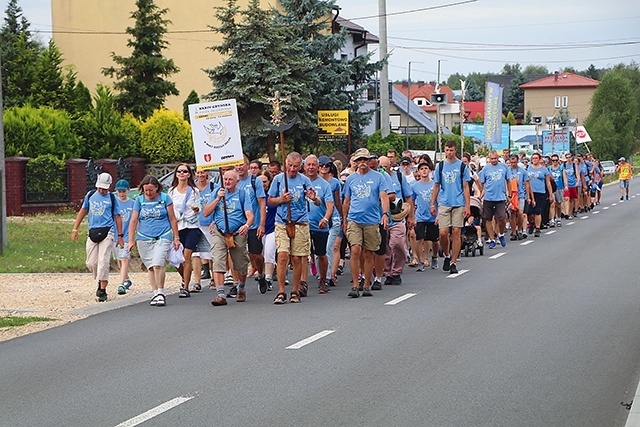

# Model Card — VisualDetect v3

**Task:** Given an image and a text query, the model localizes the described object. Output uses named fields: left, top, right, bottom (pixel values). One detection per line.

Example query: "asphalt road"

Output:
left=2, top=187, right=640, bottom=427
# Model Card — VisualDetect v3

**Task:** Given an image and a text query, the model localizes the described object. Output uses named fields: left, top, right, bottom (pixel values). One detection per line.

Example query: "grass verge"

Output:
left=0, top=316, right=57, bottom=328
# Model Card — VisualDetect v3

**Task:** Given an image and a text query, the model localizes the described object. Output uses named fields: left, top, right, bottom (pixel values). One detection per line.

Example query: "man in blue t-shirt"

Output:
left=507, top=153, right=532, bottom=240
left=478, top=150, right=511, bottom=248
left=430, top=140, right=470, bottom=275
left=204, top=170, right=254, bottom=306
left=71, top=172, right=123, bottom=302
left=343, top=148, right=390, bottom=298
left=268, top=151, right=316, bottom=304
left=300, top=155, right=334, bottom=295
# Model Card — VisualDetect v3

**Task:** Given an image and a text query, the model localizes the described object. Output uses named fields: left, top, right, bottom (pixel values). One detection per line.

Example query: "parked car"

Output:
left=127, top=168, right=220, bottom=199
left=600, top=160, right=616, bottom=175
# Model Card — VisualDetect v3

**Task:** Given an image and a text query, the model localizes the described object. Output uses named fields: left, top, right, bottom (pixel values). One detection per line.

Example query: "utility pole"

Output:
left=436, top=59, right=443, bottom=154
left=405, top=61, right=423, bottom=151
left=460, top=79, right=466, bottom=155
left=378, top=0, right=390, bottom=137
left=0, top=59, right=6, bottom=252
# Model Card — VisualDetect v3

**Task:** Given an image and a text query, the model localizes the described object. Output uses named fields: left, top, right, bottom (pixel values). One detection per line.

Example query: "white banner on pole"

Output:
left=188, top=99, right=244, bottom=171
left=573, top=125, right=592, bottom=144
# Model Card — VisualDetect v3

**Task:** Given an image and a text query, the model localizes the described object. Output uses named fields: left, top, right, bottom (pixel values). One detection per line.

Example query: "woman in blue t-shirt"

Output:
left=258, top=170, right=277, bottom=291
left=128, top=175, right=180, bottom=307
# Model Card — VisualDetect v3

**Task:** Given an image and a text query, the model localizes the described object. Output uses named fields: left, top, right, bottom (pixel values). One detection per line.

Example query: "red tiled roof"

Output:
left=462, top=101, right=485, bottom=122
left=519, top=72, right=599, bottom=89
left=393, top=83, right=454, bottom=112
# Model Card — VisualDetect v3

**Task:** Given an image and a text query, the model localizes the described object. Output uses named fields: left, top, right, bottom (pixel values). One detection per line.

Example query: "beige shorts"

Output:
left=275, top=223, right=311, bottom=257
left=437, top=206, right=465, bottom=229
left=211, top=229, right=249, bottom=274
left=346, top=221, right=381, bottom=252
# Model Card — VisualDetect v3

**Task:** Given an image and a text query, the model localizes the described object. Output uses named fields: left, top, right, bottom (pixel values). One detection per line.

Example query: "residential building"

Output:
left=520, top=72, right=600, bottom=125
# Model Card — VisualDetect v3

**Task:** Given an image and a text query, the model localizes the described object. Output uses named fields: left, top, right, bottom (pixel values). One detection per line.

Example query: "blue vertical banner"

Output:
left=483, top=82, right=504, bottom=147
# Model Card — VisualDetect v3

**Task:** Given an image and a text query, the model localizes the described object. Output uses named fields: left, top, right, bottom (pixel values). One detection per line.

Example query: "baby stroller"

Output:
left=461, top=196, right=484, bottom=257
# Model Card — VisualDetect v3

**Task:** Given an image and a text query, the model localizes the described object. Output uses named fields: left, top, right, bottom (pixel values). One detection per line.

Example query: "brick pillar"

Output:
left=5, top=157, right=28, bottom=216
left=126, top=157, right=148, bottom=188
left=97, top=159, right=118, bottom=189
left=67, top=158, right=88, bottom=206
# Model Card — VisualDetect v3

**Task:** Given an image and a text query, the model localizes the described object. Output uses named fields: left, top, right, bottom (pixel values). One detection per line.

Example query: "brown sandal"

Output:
left=290, top=291, right=300, bottom=303
left=273, top=292, right=287, bottom=305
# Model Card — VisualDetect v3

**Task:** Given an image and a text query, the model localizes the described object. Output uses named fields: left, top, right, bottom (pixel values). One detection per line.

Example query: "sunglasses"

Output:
left=176, top=169, right=190, bottom=174
left=320, top=164, right=331, bottom=167
left=355, top=157, right=369, bottom=162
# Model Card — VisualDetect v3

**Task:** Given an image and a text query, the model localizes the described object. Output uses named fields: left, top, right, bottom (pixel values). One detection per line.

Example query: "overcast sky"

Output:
left=3, top=0, right=638, bottom=82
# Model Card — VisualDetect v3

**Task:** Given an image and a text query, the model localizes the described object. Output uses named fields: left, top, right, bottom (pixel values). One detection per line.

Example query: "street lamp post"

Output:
left=405, top=61, right=423, bottom=151
left=460, top=79, right=466, bottom=155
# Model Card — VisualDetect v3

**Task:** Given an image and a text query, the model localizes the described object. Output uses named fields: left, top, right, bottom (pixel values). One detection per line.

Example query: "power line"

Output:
left=348, top=0, right=478, bottom=21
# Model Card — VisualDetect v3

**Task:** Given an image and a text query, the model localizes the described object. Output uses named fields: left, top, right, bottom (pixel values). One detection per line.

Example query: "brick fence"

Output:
left=5, top=157, right=148, bottom=216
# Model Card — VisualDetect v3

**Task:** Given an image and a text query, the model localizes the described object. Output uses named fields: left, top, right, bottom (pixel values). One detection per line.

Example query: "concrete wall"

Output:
left=523, top=87, right=595, bottom=123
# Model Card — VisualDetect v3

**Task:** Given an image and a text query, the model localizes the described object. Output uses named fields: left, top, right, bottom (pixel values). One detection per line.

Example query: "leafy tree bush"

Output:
left=3, top=105, right=82, bottom=158
left=364, top=130, right=404, bottom=156
left=25, top=154, right=66, bottom=201
left=140, top=109, right=193, bottom=163
left=183, top=90, right=199, bottom=123
left=73, top=85, right=142, bottom=159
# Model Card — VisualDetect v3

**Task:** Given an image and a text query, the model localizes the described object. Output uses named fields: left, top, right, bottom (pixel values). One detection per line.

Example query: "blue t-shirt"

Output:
left=197, top=181, right=216, bottom=227
left=113, top=197, right=135, bottom=241
left=527, top=166, right=550, bottom=194
left=434, top=159, right=472, bottom=207
left=134, top=193, right=173, bottom=241
left=238, top=175, right=265, bottom=230
left=578, top=163, right=588, bottom=184
left=212, top=188, right=252, bottom=233
left=268, top=173, right=313, bottom=225
left=328, top=177, right=342, bottom=221
left=411, top=180, right=436, bottom=222
left=344, top=169, right=389, bottom=225
left=548, top=165, right=565, bottom=190
left=307, top=177, right=333, bottom=233
left=478, top=162, right=509, bottom=202
left=565, top=163, right=578, bottom=187
left=82, top=191, right=116, bottom=230
left=507, top=166, right=529, bottom=199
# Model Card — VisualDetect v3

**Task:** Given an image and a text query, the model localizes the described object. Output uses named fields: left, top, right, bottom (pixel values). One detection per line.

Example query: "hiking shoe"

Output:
left=443, top=257, right=451, bottom=272
left=97, top=288, right=107, bottom=302
left=348, top=286, right=360, bottom=298
left=96, top=282, right=101, bottom=297
left=488, top=240, right=496, bottom=249
left=626, top=195, right=630, bottom=200
left=371, top=278, right=382, bottom=291
left=620, top=196, right=624, bottom=201
left=226, top=286, right=238, bottom=298
left=236, top=290, right=246, bottom=302
left=449, top=263, right=458, bottom=275
left=258, top=275, right=268, bottom=294
left=556, top=219, right=562, bottom=227
left=392, top=275, right=402, bottom=286
left=328, top=278, right=336, bottom=287
left=123, top=278, right=132, bottom=289
left=527, top=225, right=534, bottom=235
left=534, top=229, right=541, bottom=237
left=336, top=264, right=344, bottom=276
left=549, top=220, right=555, bottom=228
left=416, top=264, right=425, bottom=272
left=319, top=280, right=329, bottom=294
left=266, top=280, right=273, bottom=291
left=117, top=284, right=126, bottom=295
left=299, top=281, right=308, bottom=297
left=200, top=270, right=211, bottom=280
left=384, top=276, right=394, bottom=286
left=362, top=286, right=372, bottom=297
left=510, top=234, right=518, bottom=241
left=179, top=288, right=191, bottom=298
left=430, top=257, right=438, bottom=269
left=211, top=295, right=227, bottom=306
left=498, top=235, right=507, bottom=247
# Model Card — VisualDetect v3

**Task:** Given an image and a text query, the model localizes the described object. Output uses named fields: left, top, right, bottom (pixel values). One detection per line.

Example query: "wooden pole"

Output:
left=280, top=131, right=291, bottom=223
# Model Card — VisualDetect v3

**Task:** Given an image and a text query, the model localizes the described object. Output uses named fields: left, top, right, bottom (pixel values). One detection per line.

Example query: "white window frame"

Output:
left=562, top=96, right=568, bottom=108
left=554, top=96, right=561, bottom=108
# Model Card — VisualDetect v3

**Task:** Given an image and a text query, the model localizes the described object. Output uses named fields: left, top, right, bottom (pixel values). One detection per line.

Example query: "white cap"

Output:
left=95, top=173, right=113, bottom=190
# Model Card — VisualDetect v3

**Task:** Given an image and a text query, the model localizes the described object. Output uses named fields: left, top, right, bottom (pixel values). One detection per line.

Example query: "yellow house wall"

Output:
left=523, top=87, right=595, bottom=124
left=51, top=0, right=267, bottom=111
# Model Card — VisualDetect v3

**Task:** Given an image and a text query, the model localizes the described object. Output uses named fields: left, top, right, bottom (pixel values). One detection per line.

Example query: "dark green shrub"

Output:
left=140, top=109, right=193, bottom=163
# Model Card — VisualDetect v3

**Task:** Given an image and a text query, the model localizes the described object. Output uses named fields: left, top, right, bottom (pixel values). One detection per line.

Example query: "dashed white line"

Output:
left=520, top=240, right=533, bottom=246
left=612, top=203, right=618, bottom=206
left=446, top=269, right=469, bottom=278
left=566, top=221, right=576, bottom=226
left=385, top=293, right=417, bottom=306
left=603, top=207, right=609, bottom=210
left=115, top=396, right=194, bottom=427
left=580, top=216, right=589, bottom=220
left=488, top=252, right=506, bottom=259
left=593, top=211, right=600, bottom=214
left=545, top=230, right=556, bottom=235
left=286, top=330, right=335, bottom=349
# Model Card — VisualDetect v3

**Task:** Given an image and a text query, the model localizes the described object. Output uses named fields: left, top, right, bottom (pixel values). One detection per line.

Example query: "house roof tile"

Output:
left=519, top=72, right=599, bottom=89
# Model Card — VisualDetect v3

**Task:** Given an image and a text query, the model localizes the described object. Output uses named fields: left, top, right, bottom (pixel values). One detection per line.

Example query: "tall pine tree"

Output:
left=102, top=0, right=179, bottom=120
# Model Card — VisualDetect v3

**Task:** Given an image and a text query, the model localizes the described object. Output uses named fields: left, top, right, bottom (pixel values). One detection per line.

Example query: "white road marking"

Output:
left=603, top=206, right=609, bottom=210
left=612, top=203, right=618, bottom=206
left=545, top=230, right=556, bottom=235
left=286, top=330, right=335, bottom=350
left=580, top=216, right=589, bottom=220
left=385, top=293, right=417, bottom=306
left=566, top=221, right=576, bottom=226
left=520, top=240, right=533, bottom=246
left=115, top=396, right=194, bottom=427
left=488, top=252, right=506, bottom=259
left=593, top=211, right=600, bottom=214
left=446, top=269, right=469, bottom=278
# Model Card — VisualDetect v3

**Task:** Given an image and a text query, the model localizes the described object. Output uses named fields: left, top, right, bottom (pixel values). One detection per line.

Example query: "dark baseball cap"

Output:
left=318, top=155, right=332, bottom=166
left=400, top=156, right=411, bottom=164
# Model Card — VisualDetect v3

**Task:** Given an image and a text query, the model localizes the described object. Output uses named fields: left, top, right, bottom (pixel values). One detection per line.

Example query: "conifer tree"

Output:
left=102, top=0, right=179, bottom=120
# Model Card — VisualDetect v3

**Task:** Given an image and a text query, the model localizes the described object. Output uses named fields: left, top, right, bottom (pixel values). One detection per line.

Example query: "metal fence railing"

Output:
left=25, top=165, right=70, bottom=203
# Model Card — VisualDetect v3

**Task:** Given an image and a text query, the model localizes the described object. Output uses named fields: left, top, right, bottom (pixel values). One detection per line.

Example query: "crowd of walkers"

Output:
left=71, top=142, right=625, bottom=305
